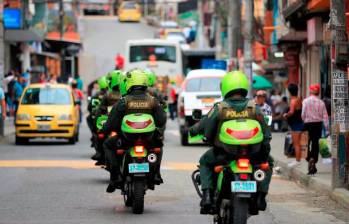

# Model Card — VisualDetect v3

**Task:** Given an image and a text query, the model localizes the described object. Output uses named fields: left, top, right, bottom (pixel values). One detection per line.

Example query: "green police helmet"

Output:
left=108, top=70, right=123, bottom=90
left=145, top=70, right=156, bottom=87
left=221, top=70, right=249, bottom=98
left=119, top=73, right=127, bottom=96
left=125, top=69, right=148, bottom=92
left=97, top=76, right=108, bottom=90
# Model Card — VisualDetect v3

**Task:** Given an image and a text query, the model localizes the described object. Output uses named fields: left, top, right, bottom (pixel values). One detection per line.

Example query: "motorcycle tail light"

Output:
left=214, top=165, right=224, bottom=173
left=135, top=145, right=145, bottom=153
left=110, top=131, right=117, bottom=137
left=239, top=174, right=249, bottom=180
left=116, top=150, right=125, bottom=155
left=98, top=133, right=104, bottom=139
left=152, top=148, right=161, bottom=154
left=226, top=127, right=259, bottom=139
left=237, top=159, right=250, bottom=169
left=260, top=162, right=269, bottom=171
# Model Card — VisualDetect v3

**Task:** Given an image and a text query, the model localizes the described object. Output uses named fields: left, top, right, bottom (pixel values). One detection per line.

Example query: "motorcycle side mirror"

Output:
left=264, top=115, right=273, bottom=126
left=192, top=109, right=202, bottom=121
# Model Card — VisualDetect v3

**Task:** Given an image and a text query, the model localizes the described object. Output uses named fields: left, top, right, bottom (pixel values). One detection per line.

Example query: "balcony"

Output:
left=282, top=0, right=307, bottom=20
left=307, top=0, right=330, bottom=11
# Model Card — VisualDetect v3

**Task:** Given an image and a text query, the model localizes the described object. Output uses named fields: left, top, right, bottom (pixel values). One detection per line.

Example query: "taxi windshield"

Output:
left=21, top=87, right=71, bottom=105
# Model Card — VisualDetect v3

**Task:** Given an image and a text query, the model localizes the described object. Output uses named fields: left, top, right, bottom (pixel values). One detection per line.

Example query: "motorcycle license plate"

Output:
left=128, top=163, right=149, bottom=173
left=231, top=181, right=257, bottom=193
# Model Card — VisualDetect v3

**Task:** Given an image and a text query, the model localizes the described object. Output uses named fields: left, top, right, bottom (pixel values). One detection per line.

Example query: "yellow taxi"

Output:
left=162, top=28, right=184, bottom=39
left=15, top=83, right=80, bottom=145
left=118, top=1, right=141, bottom=22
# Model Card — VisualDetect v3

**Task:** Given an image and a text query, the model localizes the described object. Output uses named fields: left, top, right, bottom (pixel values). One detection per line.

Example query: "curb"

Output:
left=274, top=158, right=349, bottom=210
left=0, top=131, right=14, bottom=142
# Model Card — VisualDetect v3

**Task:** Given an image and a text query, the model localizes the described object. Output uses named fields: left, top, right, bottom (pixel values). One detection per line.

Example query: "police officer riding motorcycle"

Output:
left=189, top=71, right=273, bottom=223
left=101, top=69, right=167, bottom=196
left=87, top=76, right=109, bottom=160
left=94, top=70, right=123, bottom=166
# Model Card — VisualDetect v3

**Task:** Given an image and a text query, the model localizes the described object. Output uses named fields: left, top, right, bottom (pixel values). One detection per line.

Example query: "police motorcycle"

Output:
left=93, top=106, right=115, bottom=166
left=106, top=113, right=162, bottom=214
left=190, top=109, right=272, bottom=224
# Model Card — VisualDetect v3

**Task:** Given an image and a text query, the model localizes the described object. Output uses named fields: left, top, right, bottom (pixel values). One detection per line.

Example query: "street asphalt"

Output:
left=0, top=17, right=349, bottom=224
left=0, top=119, right=349, bottom=224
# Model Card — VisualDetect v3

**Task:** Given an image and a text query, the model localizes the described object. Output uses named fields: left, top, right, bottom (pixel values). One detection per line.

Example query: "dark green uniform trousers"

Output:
left=199, top=148, right=274, bottom=193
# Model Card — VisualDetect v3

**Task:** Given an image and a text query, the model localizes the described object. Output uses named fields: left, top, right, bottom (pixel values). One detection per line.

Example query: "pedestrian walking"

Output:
left=283, top=84, right=304, bottom=167
left=75, top=74, right=83, bottom=90
left=167, top=81, right=177, bottom=120
left=255, top=90, right=272, bottom=116
left=115, top=53, right=125, bottom=70
left=0, top=85, right=5, bottom=136
left=3, top=71, right=15, bottom=116
left=71, top=80, right=84, bottom=123
left=302, top=83, right=329, bottom=175
left=0, top=86, right=6, bottom=121
left=21, top=69, right=31, bottom=88
left=13, top=76, right=24, bottom=120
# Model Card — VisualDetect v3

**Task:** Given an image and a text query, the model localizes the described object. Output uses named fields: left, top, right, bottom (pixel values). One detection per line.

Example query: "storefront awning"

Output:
left=4, top=29, right=44, bottom=42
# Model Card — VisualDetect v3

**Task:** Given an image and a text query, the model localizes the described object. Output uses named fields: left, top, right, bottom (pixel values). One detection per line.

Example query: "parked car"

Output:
left=15, top=84, right=80, bottom=145
left=118, top=1, right=141, bottom=22
left=155, top=21, right=179, bottom=38
left=164, top=30, right=190, bottom=50
left=80, top=0, right=111, bottom=15
left=177, top=69, right=225, bottom=145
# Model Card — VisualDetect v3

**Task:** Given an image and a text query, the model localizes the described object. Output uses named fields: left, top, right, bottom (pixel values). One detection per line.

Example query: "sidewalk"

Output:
left=271, top=132, right=349, bottom=209
left=0, top=117, right=15, bottom=140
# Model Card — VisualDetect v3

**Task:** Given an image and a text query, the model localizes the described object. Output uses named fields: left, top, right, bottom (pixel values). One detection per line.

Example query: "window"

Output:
left=123, top=2, right=136, bottom=9
left=186, top=77, right=222, bottom=92
left=21, top=88, right=71, bottom=105
left=130, top=45, right=176, bottom=63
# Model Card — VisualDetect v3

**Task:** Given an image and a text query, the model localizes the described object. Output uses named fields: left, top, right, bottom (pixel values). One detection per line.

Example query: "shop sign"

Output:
left=332, top=70, right=349, bottom=132
left=3, top=8, right=22, bottom=29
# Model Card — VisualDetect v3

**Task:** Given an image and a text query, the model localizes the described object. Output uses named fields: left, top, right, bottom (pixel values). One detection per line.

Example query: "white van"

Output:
left=177, top=69, right=225, bottom=145
left=125, top=39, right=183, bottom=82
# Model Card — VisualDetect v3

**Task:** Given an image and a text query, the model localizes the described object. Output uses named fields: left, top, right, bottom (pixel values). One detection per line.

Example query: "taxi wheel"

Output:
left=180, top=132, right=188, bottom=146
left=68, top=136, right=76, bottom=145
left=75, top=131, right=79, bottom=142
left=15, top=136, right=29, bottom=145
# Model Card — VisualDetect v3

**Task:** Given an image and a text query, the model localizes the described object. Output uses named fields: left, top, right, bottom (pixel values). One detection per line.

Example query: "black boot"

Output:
left=200, top=189, right=212, bottom=214
left=91, top=152, right=101, bottom=161
left=106, top=172, right=122, bottom=193
left=308, top=158, right=317, bottom=175
left=154, top=170, right=164, bottom=185
left=257, top=192, right=267, bottom=211
left=95, top=157, right=105, bottom=166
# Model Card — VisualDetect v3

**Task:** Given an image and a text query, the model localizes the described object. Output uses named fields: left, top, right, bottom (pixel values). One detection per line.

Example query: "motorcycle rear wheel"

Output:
left=123, top=183, right=132, bottom=207
left=230, top=197, right=249, bottom=224
left=132, top=179, right=145, bottom=214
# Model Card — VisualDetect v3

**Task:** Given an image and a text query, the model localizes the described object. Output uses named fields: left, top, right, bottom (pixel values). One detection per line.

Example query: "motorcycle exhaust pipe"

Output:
left=254, top=169, right=266, bottom=182
left=148, top=153, right=157, bottom=163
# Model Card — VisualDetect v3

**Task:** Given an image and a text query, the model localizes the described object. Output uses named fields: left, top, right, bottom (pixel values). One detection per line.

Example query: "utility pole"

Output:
left=59, top=0, right=66, bottom=82
left=330, top=0, right=349, bottom=189
left=244, top=0, right=254, bottom=97
left=144, top=0, right=148, bottom=17
left=197, top=0, right=205, bottom=49
left=228, top=0, right=241, bottom=69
